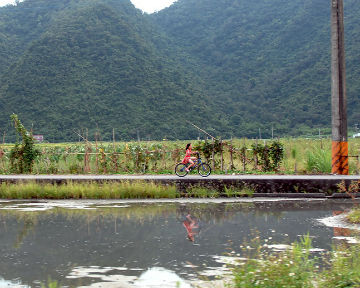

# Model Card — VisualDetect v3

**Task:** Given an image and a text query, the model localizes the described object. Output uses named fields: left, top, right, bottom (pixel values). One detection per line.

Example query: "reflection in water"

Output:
left=182, top=214, right=198, bottom=242
left=67, top=267, right=191, bottom=288
left=333, top=210, right=352, bottom=237
left=136, top=267, right=191, bottom=288
left=0, top=277, right=29, bottom=288
left=0, top=199, right=359, bottom=287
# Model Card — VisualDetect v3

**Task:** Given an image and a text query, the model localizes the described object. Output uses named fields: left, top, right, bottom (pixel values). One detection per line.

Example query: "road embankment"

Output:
left=1, top=174, right=360, bottom=198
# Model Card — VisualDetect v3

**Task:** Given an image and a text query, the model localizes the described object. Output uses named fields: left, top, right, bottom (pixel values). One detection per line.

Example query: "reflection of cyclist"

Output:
left=183, top=214, right=198, bottom=242
left=182, top=143, right=198, bottom=172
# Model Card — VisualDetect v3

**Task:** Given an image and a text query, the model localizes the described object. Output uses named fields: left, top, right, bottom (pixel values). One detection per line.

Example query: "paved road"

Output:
left=0, top=174, right=360, bottom=181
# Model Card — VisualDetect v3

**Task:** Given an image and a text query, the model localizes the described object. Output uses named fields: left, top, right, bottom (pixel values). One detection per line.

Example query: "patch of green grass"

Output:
left=224, top=185, right=254, bottom=197
left=233, top=235, right=316, bottom=288
left=305, top=148, right=332, bottom=174
left=0, top=181, right=179, bottom=199
left=318, top=244, right=360, bottom=288
left=231, top=235, right=360, bottom=288
left=346, top=207, right=360, bottom=224
left=187, top=186, right=219, bottom=198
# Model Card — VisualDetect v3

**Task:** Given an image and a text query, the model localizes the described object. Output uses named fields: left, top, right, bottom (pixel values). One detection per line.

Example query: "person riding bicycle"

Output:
left=182, top=143, right=198, bottom=172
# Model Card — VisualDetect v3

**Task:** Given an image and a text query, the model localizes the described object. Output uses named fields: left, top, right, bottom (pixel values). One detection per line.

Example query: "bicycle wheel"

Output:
left=175, top=163, right=188, bottom=177
left=198, top=163, right=211, bottom=177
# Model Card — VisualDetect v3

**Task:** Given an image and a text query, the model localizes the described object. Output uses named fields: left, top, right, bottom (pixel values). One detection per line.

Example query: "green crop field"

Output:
left=1, top=138, right=360, bottom=175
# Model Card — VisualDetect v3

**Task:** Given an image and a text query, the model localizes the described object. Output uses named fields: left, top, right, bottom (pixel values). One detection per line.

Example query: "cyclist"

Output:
left=182, top=143, right=198, bottom=172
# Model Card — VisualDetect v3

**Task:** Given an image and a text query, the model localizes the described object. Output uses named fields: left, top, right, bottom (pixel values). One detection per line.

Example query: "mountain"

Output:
left=153, top=0, right=360, bottom=137
left=0, top=0, right=224, bottom=141
left=0, top=0, right=359, bottom=141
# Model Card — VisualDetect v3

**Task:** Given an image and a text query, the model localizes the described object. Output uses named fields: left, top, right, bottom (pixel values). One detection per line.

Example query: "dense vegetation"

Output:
left=232, top=235, right=360, bottom=288
left=1, top=137, right=360, bottom=175
left=154, top=0, right=360, bottom=137
left=0, top=0, right=359, bottom=142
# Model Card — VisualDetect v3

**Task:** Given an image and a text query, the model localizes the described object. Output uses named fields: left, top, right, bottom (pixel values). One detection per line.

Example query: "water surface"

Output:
left=0, top=199, right=358, bottom=287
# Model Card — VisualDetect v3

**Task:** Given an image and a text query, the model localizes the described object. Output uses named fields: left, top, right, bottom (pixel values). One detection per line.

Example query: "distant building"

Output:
left=33, top=135, right=44, bottom=143
left=353, top=133, right=360, bottom=138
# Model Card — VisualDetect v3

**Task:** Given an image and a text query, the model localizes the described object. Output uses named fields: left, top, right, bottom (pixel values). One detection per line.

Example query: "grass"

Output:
left=346, top=207, right=360, bottom=224
left=224, top=185, right=255, bottom=197
left=0, top=181, right=179, bottom=199
left=231, top=235, right=360, bottom=288
left=0, top=181, right=258, bottom=199
left=233, top=235, right=315, bottom=288
left=187, top=186, right=220, bottom=198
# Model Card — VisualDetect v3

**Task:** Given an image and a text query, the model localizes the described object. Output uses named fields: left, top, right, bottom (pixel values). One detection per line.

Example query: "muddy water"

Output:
left=0, top=199, right=359, bottom=287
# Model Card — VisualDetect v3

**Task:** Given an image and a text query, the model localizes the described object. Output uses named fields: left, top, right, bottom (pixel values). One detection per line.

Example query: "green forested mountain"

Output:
left=153, top=0, right=360, bottom=137
left=0, top=0, right=220, bottom=141
left=0, top=0, right=359, bottom=141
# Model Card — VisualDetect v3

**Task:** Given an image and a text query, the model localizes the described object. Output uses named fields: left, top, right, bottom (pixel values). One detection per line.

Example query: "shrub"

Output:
left=9, top=114, right=41, bottom=173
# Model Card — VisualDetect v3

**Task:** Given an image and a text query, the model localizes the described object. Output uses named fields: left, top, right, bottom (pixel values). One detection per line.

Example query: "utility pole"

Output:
left=331, top=0, right=348, bottom=174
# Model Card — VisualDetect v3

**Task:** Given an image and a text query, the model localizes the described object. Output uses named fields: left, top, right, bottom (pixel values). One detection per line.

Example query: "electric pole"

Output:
left=331, top=0, right=348, bottom=175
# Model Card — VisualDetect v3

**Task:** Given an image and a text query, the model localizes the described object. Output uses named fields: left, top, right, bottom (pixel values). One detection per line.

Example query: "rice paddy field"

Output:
left=0, top=138, right=359, bottom=175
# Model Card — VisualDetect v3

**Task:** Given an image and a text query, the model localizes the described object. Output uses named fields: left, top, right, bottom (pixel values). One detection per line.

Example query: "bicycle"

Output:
left=175, top=153, right=211, bottom=177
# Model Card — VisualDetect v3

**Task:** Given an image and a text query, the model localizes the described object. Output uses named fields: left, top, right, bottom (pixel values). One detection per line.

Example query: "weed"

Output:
left=318, top=244, right=360, bottom=287
left=224, top=185, right=254, bottom=197
left=305, top=148, right=331, bottom=173
left=346, top=207, right=360, bottom=224
left=187, top=186, right=219, bottom=198
left=337, top=180, right=360, bottom=199
left=233, top=235, right=316, bottom=288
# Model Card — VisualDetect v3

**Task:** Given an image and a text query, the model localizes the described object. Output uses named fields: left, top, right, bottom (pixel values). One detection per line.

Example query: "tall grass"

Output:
left=318, top=245, right=360, bottom=288
left=305, top=148, right=332, bottom=174
left=0, top=181, right=179, bottom=199
left=233, top=235, right=315, bottom=288
left=232, top=235, right=360, bottom=288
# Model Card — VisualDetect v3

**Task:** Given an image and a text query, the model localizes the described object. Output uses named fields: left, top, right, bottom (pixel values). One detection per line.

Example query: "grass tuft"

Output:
left=305, top=148, right=331, bottom=174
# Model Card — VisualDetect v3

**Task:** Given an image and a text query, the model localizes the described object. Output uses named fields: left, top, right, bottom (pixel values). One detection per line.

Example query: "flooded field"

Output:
left=0, top=198, right=359, bottom=287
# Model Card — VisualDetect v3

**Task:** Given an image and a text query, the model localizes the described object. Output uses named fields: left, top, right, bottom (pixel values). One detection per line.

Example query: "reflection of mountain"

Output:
left=0, top=201, right=355, bottom=286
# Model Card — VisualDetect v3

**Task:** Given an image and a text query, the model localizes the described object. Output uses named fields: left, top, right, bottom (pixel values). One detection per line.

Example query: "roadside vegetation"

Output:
left=0, top=181, right=180, bottom=199
left=1, top=137, right=360, bottom=176
left=232, top=235, right=360, bottom=288
left=1, top=115, right=360, bottom=176
left=0, top=181, right=258, bottom=199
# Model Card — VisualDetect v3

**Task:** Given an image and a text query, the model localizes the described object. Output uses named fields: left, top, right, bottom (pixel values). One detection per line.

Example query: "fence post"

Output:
left=95, top=132, right=99, bottom=173
left=242, top=147, right=246, bottom=172
left=212, top=138, right=215, bottom=171
left=254, top=139, right=258, bottom=171
left=229, top=144, right=234, bottom=171
left=220, top=140, right=224, bottom=172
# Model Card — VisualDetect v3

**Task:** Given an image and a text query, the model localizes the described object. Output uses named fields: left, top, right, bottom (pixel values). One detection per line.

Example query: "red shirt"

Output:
left=182, top=148, right=192, bottom=164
